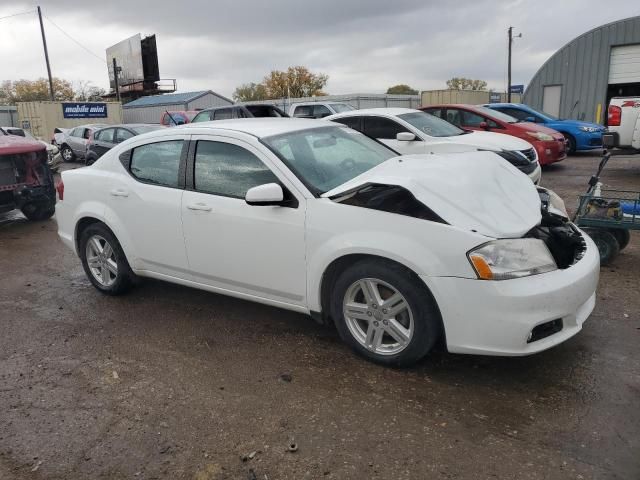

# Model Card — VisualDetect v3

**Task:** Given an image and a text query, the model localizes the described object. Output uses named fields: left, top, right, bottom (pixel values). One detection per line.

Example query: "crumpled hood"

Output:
left=323, top=152, right=542, bottom=238
left=447, top=130, right=534, bottom=151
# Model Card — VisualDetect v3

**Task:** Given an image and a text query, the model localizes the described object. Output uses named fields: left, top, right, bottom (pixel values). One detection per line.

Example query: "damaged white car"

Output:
left=55, top=119, right=599, bottom=366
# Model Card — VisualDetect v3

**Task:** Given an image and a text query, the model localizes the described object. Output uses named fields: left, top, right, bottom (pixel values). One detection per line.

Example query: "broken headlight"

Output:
left=468, top=239, right=557, bottom=280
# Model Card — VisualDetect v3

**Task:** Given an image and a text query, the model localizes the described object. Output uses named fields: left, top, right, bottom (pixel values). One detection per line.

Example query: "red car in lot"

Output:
left=420, top=104, right=567, bottom=166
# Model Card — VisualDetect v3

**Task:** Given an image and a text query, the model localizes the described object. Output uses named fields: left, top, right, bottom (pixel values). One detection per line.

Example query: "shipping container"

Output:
left=420, top=90, right=521, bottom=107
left=17, top=101, right=123, bottom=142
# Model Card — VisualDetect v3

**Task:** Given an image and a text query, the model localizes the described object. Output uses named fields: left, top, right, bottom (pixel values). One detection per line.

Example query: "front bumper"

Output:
left=575, top=130, right=604, bottom=150
left=528, top=163, right=542, bottom=184
left=423, top=231, right=599, bottom=356
left=534, top=139, right=566, bottom=165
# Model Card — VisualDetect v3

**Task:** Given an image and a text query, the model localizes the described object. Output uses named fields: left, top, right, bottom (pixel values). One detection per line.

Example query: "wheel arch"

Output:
left=74, top=216, right=135, bottom=268
left=317, top=254, right=445, bottom=341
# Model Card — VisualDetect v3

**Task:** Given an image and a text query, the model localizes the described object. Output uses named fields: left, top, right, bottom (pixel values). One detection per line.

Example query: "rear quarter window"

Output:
left=129, top=140, right=183, bottom=187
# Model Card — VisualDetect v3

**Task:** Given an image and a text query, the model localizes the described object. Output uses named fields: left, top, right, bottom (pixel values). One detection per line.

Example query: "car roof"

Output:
left=327, top=107, right=420, bottom=118
left=97, top=123, right=161, bottom=129
left=484, top=103, right=526, bottom=108
left=158, top=118, right=340, bottom=138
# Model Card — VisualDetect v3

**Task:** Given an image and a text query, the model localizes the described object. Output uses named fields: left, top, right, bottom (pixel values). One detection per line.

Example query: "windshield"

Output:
left=263, top=126, right=396, bottom=195
left=330, top=103, right=355, bottom=113
left=474, top=106, right=518, bottom=123
left=522, top=106, right=558, bottom=121
left=131, top=125, right=165, bottom=134
left=398, top=111, right=465, bottom=137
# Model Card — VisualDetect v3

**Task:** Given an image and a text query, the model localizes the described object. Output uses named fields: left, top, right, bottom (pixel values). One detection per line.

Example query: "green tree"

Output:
left=386, top=84, right=418, bottom=95
left=0, top=78, right=75, bottom=103
left=262, top=66, right=328, bottom=99
left=233, top=82, right=268, bottom=102
left=445, top=77, right=488, bottom=91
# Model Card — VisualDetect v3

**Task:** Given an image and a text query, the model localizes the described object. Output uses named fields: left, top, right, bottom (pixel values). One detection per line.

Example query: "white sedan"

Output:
left=326, top=108, right=542, bottom=183
left=55, top=119, right=598, bottom=366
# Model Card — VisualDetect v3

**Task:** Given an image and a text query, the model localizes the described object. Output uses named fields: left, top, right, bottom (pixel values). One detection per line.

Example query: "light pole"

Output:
left=507, top=26, right=522, bottom=102
left=37, top=6, right=54, bottom=101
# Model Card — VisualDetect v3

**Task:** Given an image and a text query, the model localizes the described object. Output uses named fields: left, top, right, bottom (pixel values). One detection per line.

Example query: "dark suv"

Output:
left=191, top=104, right=288, bottom=122
left=0, top=130, right=56, bottom=221
left=85, top=124, right=165, bottom=166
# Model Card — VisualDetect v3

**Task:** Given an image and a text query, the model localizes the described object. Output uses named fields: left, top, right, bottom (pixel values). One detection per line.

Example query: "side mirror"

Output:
left=396, top=132, right=416, bottom=141
left=479, top=121, right=489, bottom=130
left=525, top=116, right=536, bottom=123
left=245, top=183, right=284, bottom=206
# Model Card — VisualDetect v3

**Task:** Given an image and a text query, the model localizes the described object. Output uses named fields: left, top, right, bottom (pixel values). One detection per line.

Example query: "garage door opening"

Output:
left=542, top=85, right=562, bottom=118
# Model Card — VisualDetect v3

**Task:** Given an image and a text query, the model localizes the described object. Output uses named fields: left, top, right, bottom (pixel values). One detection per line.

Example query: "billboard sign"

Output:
left=510, top=84, right=525, bottom=94
left=106, top=34, right=144, bottom=88
left=62, top=103, right=108, bottom=119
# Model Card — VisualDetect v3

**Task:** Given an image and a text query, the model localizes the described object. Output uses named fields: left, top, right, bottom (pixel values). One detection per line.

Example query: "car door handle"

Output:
left=186, top=202, right=212, bottom=212
left=110, top=188, right=129, bottom=197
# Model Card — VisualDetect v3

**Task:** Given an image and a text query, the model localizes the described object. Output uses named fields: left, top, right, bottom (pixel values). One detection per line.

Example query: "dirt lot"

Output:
left=1, top=153, right=639, bottom=480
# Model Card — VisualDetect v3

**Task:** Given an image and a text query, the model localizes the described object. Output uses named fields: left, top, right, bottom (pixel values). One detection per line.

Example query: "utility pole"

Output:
left=507, top=26, right=522, bottom=103
left=37, top=6, right=54, bottom=101
left=112, top=58, right=121, bottom=103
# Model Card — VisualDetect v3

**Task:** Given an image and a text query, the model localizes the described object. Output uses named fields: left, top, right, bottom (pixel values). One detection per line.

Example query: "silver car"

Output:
left=58, top=124, right=108, bottom=162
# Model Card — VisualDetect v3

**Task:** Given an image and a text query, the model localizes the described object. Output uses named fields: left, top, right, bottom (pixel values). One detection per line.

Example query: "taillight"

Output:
left=608, top=105, right=621, bottom=126
left=56, top=180, right=64, bottom=201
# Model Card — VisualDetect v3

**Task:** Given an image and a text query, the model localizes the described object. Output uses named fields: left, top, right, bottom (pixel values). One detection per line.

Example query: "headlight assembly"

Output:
left=468, top=239, right=557, bottom=280
left=579, top=126, right=600, bottom=133
left=526, top=131, right=554, bottom=142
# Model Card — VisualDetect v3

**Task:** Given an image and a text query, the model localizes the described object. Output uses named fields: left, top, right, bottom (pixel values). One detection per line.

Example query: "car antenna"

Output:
left=165, top=110, right=179, bottom=126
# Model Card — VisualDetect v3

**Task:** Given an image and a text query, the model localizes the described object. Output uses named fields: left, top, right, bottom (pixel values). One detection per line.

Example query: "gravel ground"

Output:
left=0, top=152, right=638, bottom=480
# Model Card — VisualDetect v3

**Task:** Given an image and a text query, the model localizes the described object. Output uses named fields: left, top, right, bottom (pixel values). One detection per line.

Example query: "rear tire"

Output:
left=79, top=223, right=135, bottom=295
left=584, top=228, right=619, bottom=265
left=21, top=202, right=55, bottom=221
left=330, top=259, right=441, bottom=367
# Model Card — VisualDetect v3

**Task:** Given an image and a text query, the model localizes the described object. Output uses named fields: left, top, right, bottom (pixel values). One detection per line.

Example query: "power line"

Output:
left=0, top=9, right=35, bottom=21
left=43, top=14, right=106, bottom=64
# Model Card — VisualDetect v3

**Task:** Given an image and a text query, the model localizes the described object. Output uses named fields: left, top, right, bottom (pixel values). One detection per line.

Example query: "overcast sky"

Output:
left=1, top=1, right=638, bottom=98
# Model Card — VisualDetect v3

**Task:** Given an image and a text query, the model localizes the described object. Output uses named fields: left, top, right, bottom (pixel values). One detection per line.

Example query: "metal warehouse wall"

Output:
left=420, top=90, right=521, bottom=106
left=187, top=94, right=233, bottom=111
left=523, top=16, right=640, bottom=124
left=0, top=106, right=18, bottom=127
left=122, top=92, right=233, bottom=123
left=241, top=94, right=420, bottom=112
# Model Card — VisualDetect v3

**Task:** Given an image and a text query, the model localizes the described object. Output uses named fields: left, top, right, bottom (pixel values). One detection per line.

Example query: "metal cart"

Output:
left=573, top=152, right=639, bottom=265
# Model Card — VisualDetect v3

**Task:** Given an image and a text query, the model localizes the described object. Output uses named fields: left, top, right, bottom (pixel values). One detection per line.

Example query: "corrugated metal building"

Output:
left=523, top=16, right=640, bottom=124
left=122, top=90, right=233, bottom=123
left=242, top=93, right=421, bottom=112
left=0, top=106, right=18, bottom=127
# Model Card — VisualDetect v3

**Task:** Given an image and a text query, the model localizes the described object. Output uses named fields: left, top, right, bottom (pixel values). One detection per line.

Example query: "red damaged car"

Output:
left=0, top=130, right=56, bottom=221
left=421, top=104, right=567, bottom=166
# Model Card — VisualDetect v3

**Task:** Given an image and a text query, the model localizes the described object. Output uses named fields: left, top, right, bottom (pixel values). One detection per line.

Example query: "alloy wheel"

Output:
left=343, top=278, right=414, bottom=355
left=85, top=234, right=118, bottom=287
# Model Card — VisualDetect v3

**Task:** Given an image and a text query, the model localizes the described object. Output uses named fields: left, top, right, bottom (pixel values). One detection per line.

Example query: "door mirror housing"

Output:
left=245, top=183, right=284, bottom=206
left=396, top=132, right=416, bottom=141
left=524, top=116, right=537, bottom=123
left=479, top=121, right=489, bottom=130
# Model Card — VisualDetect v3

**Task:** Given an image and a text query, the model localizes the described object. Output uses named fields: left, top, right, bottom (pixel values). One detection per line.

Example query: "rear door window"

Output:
left=115, top=129, right=134, bottom=143
left=332, top=116, right=363, bottom=132
left=444, top=109, right=463, bottom=126
left=313, top=105, right=332, bottom=118
left=129, top=140, right=183, bottom=187
left=98, top=128, right=116, bottom=143
left=213, top=108, right=233, bottom=120
left=460, top=110, right=486, bottom=127
left=362, top=116, right=409, bottom=139
left=292, top=105, right=313, bottom=118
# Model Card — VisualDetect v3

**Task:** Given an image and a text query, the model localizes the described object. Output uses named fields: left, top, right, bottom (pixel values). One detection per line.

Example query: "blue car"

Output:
left=484, top=103, right=605, bottom=154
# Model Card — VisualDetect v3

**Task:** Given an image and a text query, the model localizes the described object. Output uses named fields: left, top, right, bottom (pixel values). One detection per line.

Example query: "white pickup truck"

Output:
left=606, top=97, right=640, bottom=150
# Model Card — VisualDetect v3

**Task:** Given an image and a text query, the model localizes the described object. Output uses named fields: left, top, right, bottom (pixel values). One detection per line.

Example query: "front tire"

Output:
left=330, top=259, right=441, bottom=367
left=61, top=145, right=75, bottom=162
left=79, top=223, right=135, bottom=295
left=562, top=133, right=576, bottom=155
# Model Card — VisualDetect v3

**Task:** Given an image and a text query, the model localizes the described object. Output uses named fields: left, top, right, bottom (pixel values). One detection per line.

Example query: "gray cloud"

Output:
left=1, top=1, right=639, bottom=98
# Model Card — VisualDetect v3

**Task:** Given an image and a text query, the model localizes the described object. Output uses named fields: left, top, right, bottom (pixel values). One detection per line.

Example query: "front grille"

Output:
left=589, top=137, right=602, bottom=146
left=519, top=148, right=537, bottom=163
